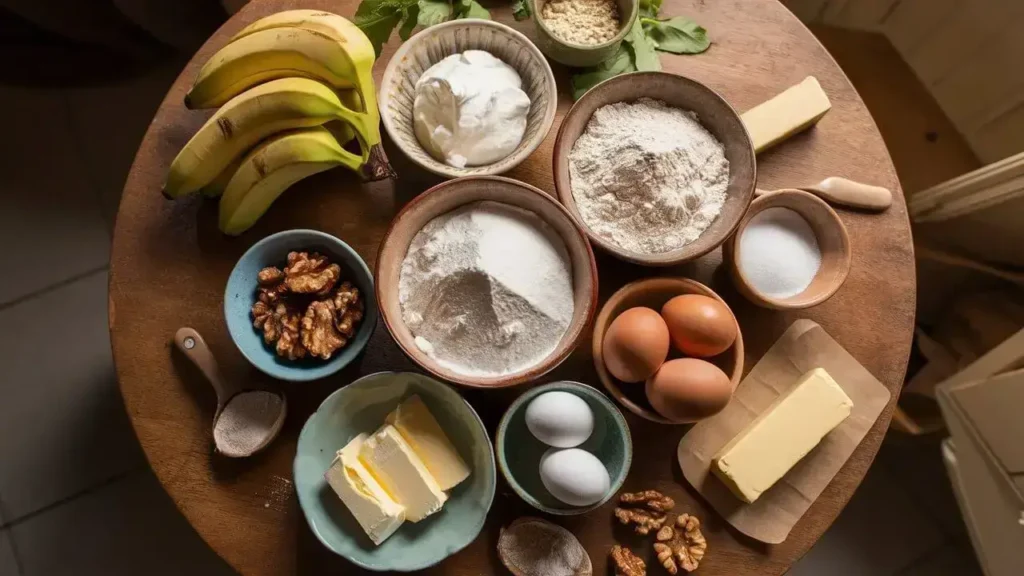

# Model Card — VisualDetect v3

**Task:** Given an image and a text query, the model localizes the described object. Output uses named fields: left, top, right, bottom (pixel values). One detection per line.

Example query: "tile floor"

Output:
left=0, top=43, right=983, bottom=576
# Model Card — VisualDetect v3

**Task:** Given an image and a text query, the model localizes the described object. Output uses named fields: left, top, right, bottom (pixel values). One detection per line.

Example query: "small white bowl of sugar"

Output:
left=726, top=189, right=851, bottom=310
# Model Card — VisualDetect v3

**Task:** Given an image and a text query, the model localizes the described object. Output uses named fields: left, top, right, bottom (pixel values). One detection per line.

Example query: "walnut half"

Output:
left=283, top=251, right=340, bottom=295
left=653, top=514, right=707, bottom=574
left=301, top=300, right=346, bottom=360
left=610, top=545, right=646, bottom=576
left=620, top=490, right=676, bottom=513
left=614, top=507, right=667, bottom=536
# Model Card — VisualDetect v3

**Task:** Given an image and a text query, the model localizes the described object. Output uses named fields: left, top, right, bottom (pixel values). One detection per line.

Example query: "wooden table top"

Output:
left=109, top=0, right=916, bottom=574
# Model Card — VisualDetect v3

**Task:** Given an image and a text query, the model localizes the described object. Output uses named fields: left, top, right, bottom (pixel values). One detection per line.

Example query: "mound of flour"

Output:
left=398, top=201, right=574, bottom=376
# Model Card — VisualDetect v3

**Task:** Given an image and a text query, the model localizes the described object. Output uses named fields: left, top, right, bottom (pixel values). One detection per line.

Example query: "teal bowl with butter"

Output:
left=294, top=372, right=496, bottom=571
left=497, top=381, right=632, bottom=515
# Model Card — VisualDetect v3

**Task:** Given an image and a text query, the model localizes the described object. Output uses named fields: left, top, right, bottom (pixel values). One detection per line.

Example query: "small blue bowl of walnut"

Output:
left=224, top=229, right=377, bottom=382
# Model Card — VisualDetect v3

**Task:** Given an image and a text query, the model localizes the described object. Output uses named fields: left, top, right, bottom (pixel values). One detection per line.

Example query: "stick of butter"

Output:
left=386, top=395, right=471, bottom=491
left=712, top=368, right=853, bottom=504
left=324, top=433, right=406, bottom=545
left=360, top=424, right=448, bottom=522
left=741, top=76, right=832, bottom=153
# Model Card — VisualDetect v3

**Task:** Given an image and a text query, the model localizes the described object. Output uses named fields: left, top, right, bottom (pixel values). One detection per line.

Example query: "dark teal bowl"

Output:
left=224, top=229, right=377, bottom=382
left=496, top=381, right=632, bottom=515
left=294, top=372, right=496, bottom=571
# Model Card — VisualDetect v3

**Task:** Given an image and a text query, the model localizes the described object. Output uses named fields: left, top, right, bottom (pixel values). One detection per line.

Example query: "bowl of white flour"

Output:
left=375, top=176, right=598, bottom=388
left=552, top=71, right=756, bottom=266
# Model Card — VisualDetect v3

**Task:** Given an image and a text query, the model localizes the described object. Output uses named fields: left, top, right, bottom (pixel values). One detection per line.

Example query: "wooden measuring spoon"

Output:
left=755, top=177, right=892, bottom=212
left=173, top=327, right=287, bottom=458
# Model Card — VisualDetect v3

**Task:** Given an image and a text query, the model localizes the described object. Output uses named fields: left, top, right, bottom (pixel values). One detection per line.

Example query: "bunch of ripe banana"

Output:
left=163, top=10, right=392, bottom=236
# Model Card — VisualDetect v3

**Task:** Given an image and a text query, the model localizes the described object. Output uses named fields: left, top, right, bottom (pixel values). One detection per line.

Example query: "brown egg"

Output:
left=661, top=294, right=738, bottom=357
left=646, top=358, right=733, bottom=422
left=602, top=307, right=670, bottom=383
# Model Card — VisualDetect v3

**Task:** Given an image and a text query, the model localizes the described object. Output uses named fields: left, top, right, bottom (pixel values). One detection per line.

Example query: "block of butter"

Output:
left=324, top=433, right=406, bottom=545
left=386, top=395, right=470, bottom=491
left=712, top=368, right=853, bottom=503
left=360, top=424, right=447, bottom=522
left=741, top=76, right=832, bottom=153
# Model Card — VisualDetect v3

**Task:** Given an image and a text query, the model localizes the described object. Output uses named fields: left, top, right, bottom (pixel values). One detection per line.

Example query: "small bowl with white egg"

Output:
left=496, top=381, right=632, bottom=515
left=378, top=19, right=558, bottom=179
left=725, top=189, right=851, bottom=309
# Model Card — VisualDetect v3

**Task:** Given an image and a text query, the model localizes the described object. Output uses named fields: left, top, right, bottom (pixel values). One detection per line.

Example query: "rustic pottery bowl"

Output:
left=294, top=371, right=496, bottom=571
left=378, top=19, right=558, bottom=179
left=553, top=71, right=757, bottom=267
left=593, top=277, right=744, bottom=423
left=496, top=381, right=631, bottom=515
left=224, top=229, right=377, bottom=382
left=725, top=189, right=851, bottom=309
left=375, top=176, right=598, bottom=388
left=527, top=0, right=639, bottom=67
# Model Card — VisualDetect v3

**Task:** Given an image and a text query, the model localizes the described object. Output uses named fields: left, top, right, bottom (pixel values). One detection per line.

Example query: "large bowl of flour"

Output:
left=376, top=176, right=598, bottom=388
left=552, top=71, right=756, bottom=266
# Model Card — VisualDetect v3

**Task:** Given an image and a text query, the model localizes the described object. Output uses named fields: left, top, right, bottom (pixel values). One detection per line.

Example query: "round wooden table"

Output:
left=110, top=0, right=916, bottom=574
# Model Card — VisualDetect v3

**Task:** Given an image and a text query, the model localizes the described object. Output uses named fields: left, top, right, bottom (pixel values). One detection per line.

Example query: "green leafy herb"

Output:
left=571, top=44, right=636, bottom=100
left=355, top=0, right=490, bottom=56
left=627, top=18, right=660, bottom=72
left=512, top=0, right=531, bottom=21
left=639, top=0, right=662, bottom=19
left=417, top=0, right=451, bottom=27
left=641, top=16, right=710, bottom=54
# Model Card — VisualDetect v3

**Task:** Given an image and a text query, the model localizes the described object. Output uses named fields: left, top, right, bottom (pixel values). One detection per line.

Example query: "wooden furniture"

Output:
left=108, top=0, right=916, bottom=574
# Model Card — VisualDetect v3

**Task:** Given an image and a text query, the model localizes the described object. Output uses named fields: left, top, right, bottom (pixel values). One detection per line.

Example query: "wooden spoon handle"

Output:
left=173, top=327, right=234, bottom=408
left=801, top=177, right=892, bottom=211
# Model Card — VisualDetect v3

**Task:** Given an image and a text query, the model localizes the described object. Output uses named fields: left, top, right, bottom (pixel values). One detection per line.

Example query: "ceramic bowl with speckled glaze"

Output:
left=224, top=229, right=376, bottom=382
left=294, top=371, right=496, bottom=571
left=378, top=18, right=557, bottom=179
left=496, top=380, right=632, bottom=515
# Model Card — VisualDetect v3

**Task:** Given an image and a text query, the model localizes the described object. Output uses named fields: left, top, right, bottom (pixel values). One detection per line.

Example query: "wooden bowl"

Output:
left=378, top=19, right=558, bottom=179
left=527, top=0, right=639, bottom=67
left=725, top=189, right=852, bottom=309
left=376, top=176, right=598, bottom=388
left=593, top=278, right=744, bottom=424
left=553, top=71, right=756, bottom=267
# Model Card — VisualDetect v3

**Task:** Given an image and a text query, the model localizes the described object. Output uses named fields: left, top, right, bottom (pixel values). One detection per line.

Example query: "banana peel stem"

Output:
left=361, top=145, right=395, bottom=181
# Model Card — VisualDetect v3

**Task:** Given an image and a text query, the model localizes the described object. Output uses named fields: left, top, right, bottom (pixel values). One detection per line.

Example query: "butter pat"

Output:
left=741, top=76, right=831, bottom=153
left=325, top=434, right=405, bottom=545
left=360, top=425, right=447, bottom=522
left=386, top=395, right=470, bottom=491
left=712, top=368, right=853, bottom=503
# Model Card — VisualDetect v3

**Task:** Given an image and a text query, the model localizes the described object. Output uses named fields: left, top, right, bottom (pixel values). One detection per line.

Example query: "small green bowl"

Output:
left=294, top=372, right=496, bottom=571
left=528, top=0, right=639, bottom=67
left=496, top=381, right=632, bottom=515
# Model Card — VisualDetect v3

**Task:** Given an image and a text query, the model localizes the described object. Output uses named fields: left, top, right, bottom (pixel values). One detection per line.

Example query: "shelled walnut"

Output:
left=614, top=507, right=667, bottom=535
left=610, top=545, right=645, bottom=576
left=615, top=489, right=675, bottom=534
left=653, top=514, right=706, bottom=574
left=249, top=252, right=364, bottom=362
left=283, top=251, right=340, bottom=295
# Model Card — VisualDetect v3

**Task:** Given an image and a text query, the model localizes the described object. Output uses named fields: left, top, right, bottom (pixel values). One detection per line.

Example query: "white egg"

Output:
left=524, top=391, right=595, bottom=448
left=539, top=448, right=611, bottom=507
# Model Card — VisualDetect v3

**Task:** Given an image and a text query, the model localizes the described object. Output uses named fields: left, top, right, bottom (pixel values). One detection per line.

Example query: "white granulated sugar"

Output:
left=399, top=201, right=574, bottom=377
left=568, top=98, right=730, bottom=254
left=738, top=207, right=822, bottom=298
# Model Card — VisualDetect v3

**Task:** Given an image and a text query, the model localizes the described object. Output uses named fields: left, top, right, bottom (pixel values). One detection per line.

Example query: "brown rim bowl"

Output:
left=725, top=189, right=852, bottom=309
left=375, top=176, right=599, bottom=388
left=593, top=277, right=744, bottom=424
left=552, top=71, right=756, bottom=267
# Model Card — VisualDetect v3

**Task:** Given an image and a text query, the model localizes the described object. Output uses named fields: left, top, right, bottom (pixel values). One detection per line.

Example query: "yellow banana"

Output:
left=165, top=78, right=348, bottom=198
left=197, top=89, right=360, bottom=198
left=219, top=126, right=359, bottom=236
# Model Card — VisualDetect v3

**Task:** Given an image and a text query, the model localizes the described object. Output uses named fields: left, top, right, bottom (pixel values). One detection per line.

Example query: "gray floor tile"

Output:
left=0, top=530, right=17, bottom=576
left=0, top=87, right=110, bottom=305
left=787, top=463, right=946, bottom=576
left=898, top=541, right=983, bottom=576
left=11, top=471, right=234, bottom=576
left=0, top=271, right=144, bottom=521
left=877, top=434, right=968, bottom=538
left=64, top=57, right=188, bottom=232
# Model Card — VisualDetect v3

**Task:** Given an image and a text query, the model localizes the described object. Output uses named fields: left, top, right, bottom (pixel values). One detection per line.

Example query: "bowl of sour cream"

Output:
left=379, top=19, right=558, bottom=179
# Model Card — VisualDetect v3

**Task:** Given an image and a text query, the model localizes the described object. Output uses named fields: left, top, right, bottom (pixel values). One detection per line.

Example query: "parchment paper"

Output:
left=677, top=319, right=891, bottom=544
